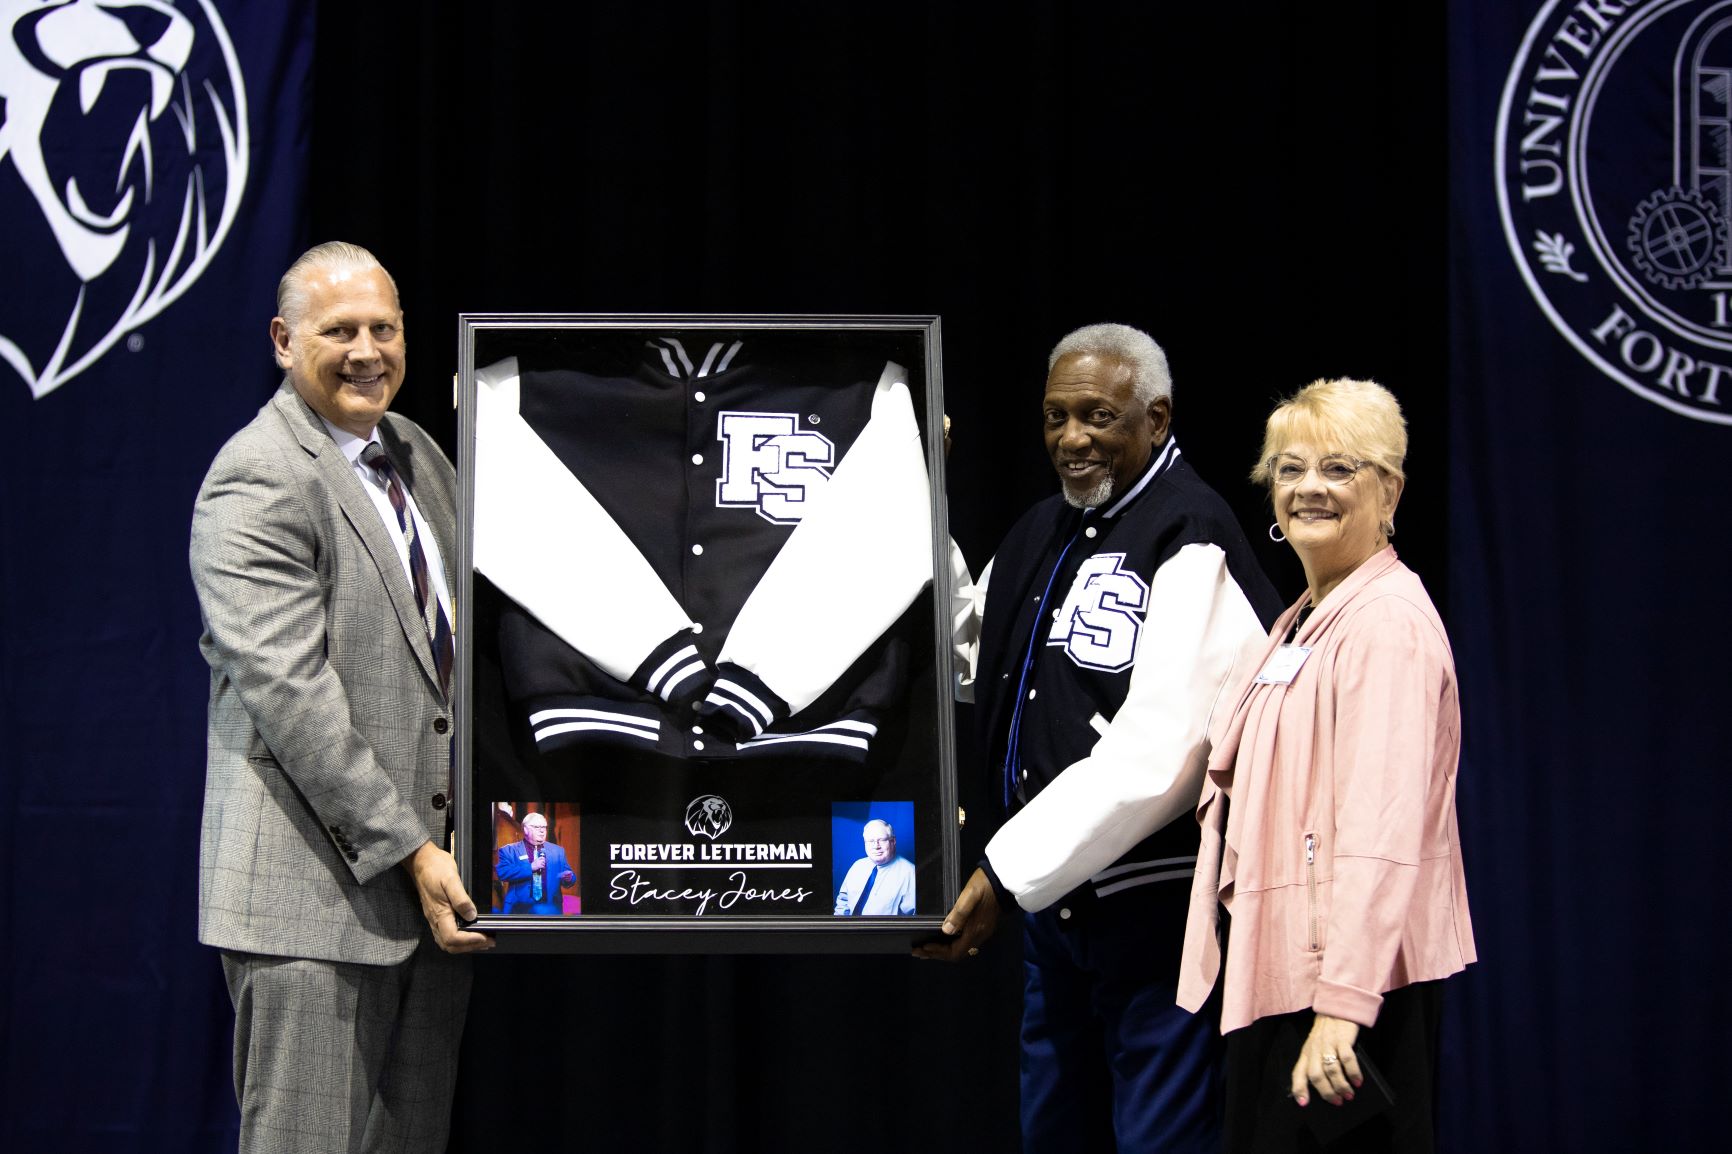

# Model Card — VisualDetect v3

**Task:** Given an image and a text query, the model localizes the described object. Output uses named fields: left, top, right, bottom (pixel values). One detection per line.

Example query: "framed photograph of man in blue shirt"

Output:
left=831, top=801, right=917, bottom=917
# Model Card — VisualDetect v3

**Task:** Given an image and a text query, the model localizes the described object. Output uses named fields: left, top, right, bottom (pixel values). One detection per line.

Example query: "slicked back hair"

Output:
left=276, top=241, right=399, bottom=327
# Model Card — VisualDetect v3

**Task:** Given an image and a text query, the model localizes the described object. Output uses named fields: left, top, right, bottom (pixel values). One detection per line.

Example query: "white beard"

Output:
left=1062, top=473, right=1115, bottom=509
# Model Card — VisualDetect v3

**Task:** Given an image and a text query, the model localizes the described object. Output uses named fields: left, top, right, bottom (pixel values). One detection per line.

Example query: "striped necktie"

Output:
left=360, top=441, right=454, bottom=699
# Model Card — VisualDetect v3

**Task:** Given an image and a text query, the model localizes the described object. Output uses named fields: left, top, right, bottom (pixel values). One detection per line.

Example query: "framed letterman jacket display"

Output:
left=452, top=316, right=958, bottom=951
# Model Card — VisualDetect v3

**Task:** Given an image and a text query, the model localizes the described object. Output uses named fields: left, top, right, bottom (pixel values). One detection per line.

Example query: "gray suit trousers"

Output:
left=222, top=943, right=472, bottom=1154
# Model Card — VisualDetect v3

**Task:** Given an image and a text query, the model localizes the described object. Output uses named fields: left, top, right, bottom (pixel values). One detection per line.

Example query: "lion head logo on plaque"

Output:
left=683, top=795, right=734, bottom=840
left=0, top=0, right=249, bottom=400
left=1498, top=0, right=1732, bottom=425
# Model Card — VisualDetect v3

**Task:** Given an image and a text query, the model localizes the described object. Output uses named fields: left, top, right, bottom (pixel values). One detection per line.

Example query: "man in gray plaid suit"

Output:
left=190, top=242, right=493, bottom=1153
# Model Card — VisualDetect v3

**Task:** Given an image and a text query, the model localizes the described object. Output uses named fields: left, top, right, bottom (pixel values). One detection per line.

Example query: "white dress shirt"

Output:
left=321, top=416, right=455, bottom=627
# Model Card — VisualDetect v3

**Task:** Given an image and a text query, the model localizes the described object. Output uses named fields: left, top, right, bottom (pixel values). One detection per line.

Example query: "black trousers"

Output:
left=1223, top=980, right=1445, bottom=1154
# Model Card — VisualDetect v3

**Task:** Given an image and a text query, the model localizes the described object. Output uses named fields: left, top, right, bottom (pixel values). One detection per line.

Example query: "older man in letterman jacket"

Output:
left=919, top=324, right=1282, bottom=1153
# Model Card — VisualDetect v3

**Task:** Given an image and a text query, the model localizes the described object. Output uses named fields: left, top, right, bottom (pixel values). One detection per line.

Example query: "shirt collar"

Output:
left=318, top=415, right=380, bottom=468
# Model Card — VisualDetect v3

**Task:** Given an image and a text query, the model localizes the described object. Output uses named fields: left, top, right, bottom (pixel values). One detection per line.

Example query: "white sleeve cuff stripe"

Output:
left=710, top=679, right=773, bottom=725
left=706, top=696, right=766, bottom=736
left=1092, top=868, right=1194, bottom=898
left=822, top=720, right=879, bottom=736
left=1091, top=855, right=1197, bottom=881
left=529, top=707, right=660, bottom=733
left=535, top=720, right=660, bottom=744
left=647, top=645, right=702, bottom=695
left=656, top=659, right=708, bottom=701
left=737, top=732, right=871, bottom=751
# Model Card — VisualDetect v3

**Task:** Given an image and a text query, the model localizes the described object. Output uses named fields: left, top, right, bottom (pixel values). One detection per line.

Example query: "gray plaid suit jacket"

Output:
left=191, top=382, right=458, bottom=965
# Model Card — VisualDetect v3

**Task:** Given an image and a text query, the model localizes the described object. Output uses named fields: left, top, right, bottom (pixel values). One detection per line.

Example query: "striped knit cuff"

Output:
left=729, top=710, right=879, bottom=764
left=696, top=664, right=788, bottom=741
left=630, top=632, right=713, bottom=705
left=526, top=697, right=662, bottom=753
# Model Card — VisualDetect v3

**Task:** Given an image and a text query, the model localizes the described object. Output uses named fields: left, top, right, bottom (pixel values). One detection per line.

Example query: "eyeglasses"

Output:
left=1267, top=454, right=1372, bottom=487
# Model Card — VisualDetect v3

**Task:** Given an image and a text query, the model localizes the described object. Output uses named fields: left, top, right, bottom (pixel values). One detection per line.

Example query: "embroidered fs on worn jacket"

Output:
left=956, top=441, right=1282, bottom=912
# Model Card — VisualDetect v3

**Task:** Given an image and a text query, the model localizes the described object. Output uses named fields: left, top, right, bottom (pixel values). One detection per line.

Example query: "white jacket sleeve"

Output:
left=952, top=549, right=990, bottom=704
left=472, top=357, right=697, bottom=683
left=984, top=542, right=1269, bottom=912
left=716, top=364, right=933, bottom=714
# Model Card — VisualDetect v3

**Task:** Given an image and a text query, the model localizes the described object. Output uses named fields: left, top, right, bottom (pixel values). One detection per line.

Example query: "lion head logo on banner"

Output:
left=683, top=795, right=734, bottom=841
left=0, top=0, right=248, bottom=400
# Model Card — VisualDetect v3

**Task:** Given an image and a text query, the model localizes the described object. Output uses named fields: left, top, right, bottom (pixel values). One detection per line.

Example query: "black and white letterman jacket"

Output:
left=953, top=439, right=1283, bottom=912
left=473, top=337, right=933, bottom=764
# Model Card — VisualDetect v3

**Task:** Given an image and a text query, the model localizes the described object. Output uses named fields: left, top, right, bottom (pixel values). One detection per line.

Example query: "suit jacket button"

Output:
left=346, top=851, right=360, bottom=862
left=431, top=793, right=447, bottom=810
left=433, top=717, right=449, bottom=734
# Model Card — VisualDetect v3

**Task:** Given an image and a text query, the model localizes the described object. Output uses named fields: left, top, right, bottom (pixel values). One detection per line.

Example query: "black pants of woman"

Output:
left=1222, top=980, right=1445, bottom=1154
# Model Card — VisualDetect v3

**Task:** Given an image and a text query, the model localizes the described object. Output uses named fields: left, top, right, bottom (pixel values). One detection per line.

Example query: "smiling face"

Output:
left=1270, top=440, right=1402, bottom=599
left=271, top=265, right=405, bottom=438
left=863, top=820, right=895, bottom=865
left=1043, top=352, right=1170, bottom=509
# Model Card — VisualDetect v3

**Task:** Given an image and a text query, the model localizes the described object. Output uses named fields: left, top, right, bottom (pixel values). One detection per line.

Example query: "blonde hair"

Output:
left=1250, top=377, right=1407, bottom=486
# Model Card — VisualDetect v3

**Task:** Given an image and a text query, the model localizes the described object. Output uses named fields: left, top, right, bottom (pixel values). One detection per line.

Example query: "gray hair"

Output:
left=1048, top=323, right=1172, bottom=406
left=863, top=819, right=894, bottom=839
left=276, top=241, right=399, bottom=326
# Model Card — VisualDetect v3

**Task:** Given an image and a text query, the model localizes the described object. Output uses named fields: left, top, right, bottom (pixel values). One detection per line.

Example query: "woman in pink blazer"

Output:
left=1178, top=378, right=1476, bottom=1152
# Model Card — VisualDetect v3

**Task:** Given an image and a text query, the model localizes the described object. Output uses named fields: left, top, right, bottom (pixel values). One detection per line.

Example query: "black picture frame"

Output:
left=453, top=315, right=958, bottom=952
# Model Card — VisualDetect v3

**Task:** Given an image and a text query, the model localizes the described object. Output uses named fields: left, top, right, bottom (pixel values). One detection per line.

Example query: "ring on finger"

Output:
left=1321, top=1054, right=1338, bottom=1065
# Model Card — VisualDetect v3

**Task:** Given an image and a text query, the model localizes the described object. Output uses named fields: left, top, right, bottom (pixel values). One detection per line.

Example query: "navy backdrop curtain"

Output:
left=0, top=2, right=313, bottom=1150
left=1450, top=1, right=1731, bottom=1147
left=316, top=6, right=1446, bottom=1144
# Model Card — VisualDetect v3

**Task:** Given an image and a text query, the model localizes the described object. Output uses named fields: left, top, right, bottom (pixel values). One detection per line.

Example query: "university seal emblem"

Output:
left=1498, top=0, right=1732, bottom=424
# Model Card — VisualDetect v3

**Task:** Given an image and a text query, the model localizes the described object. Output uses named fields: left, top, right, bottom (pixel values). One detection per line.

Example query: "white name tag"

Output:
left=1255, top=644, right=1312, bottom=685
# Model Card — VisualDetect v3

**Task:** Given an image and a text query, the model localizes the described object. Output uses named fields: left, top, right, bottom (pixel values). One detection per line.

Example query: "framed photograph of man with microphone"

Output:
left=489, top=801, right=581, bottom=916
left=452, top=315, right=960, bottom=952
